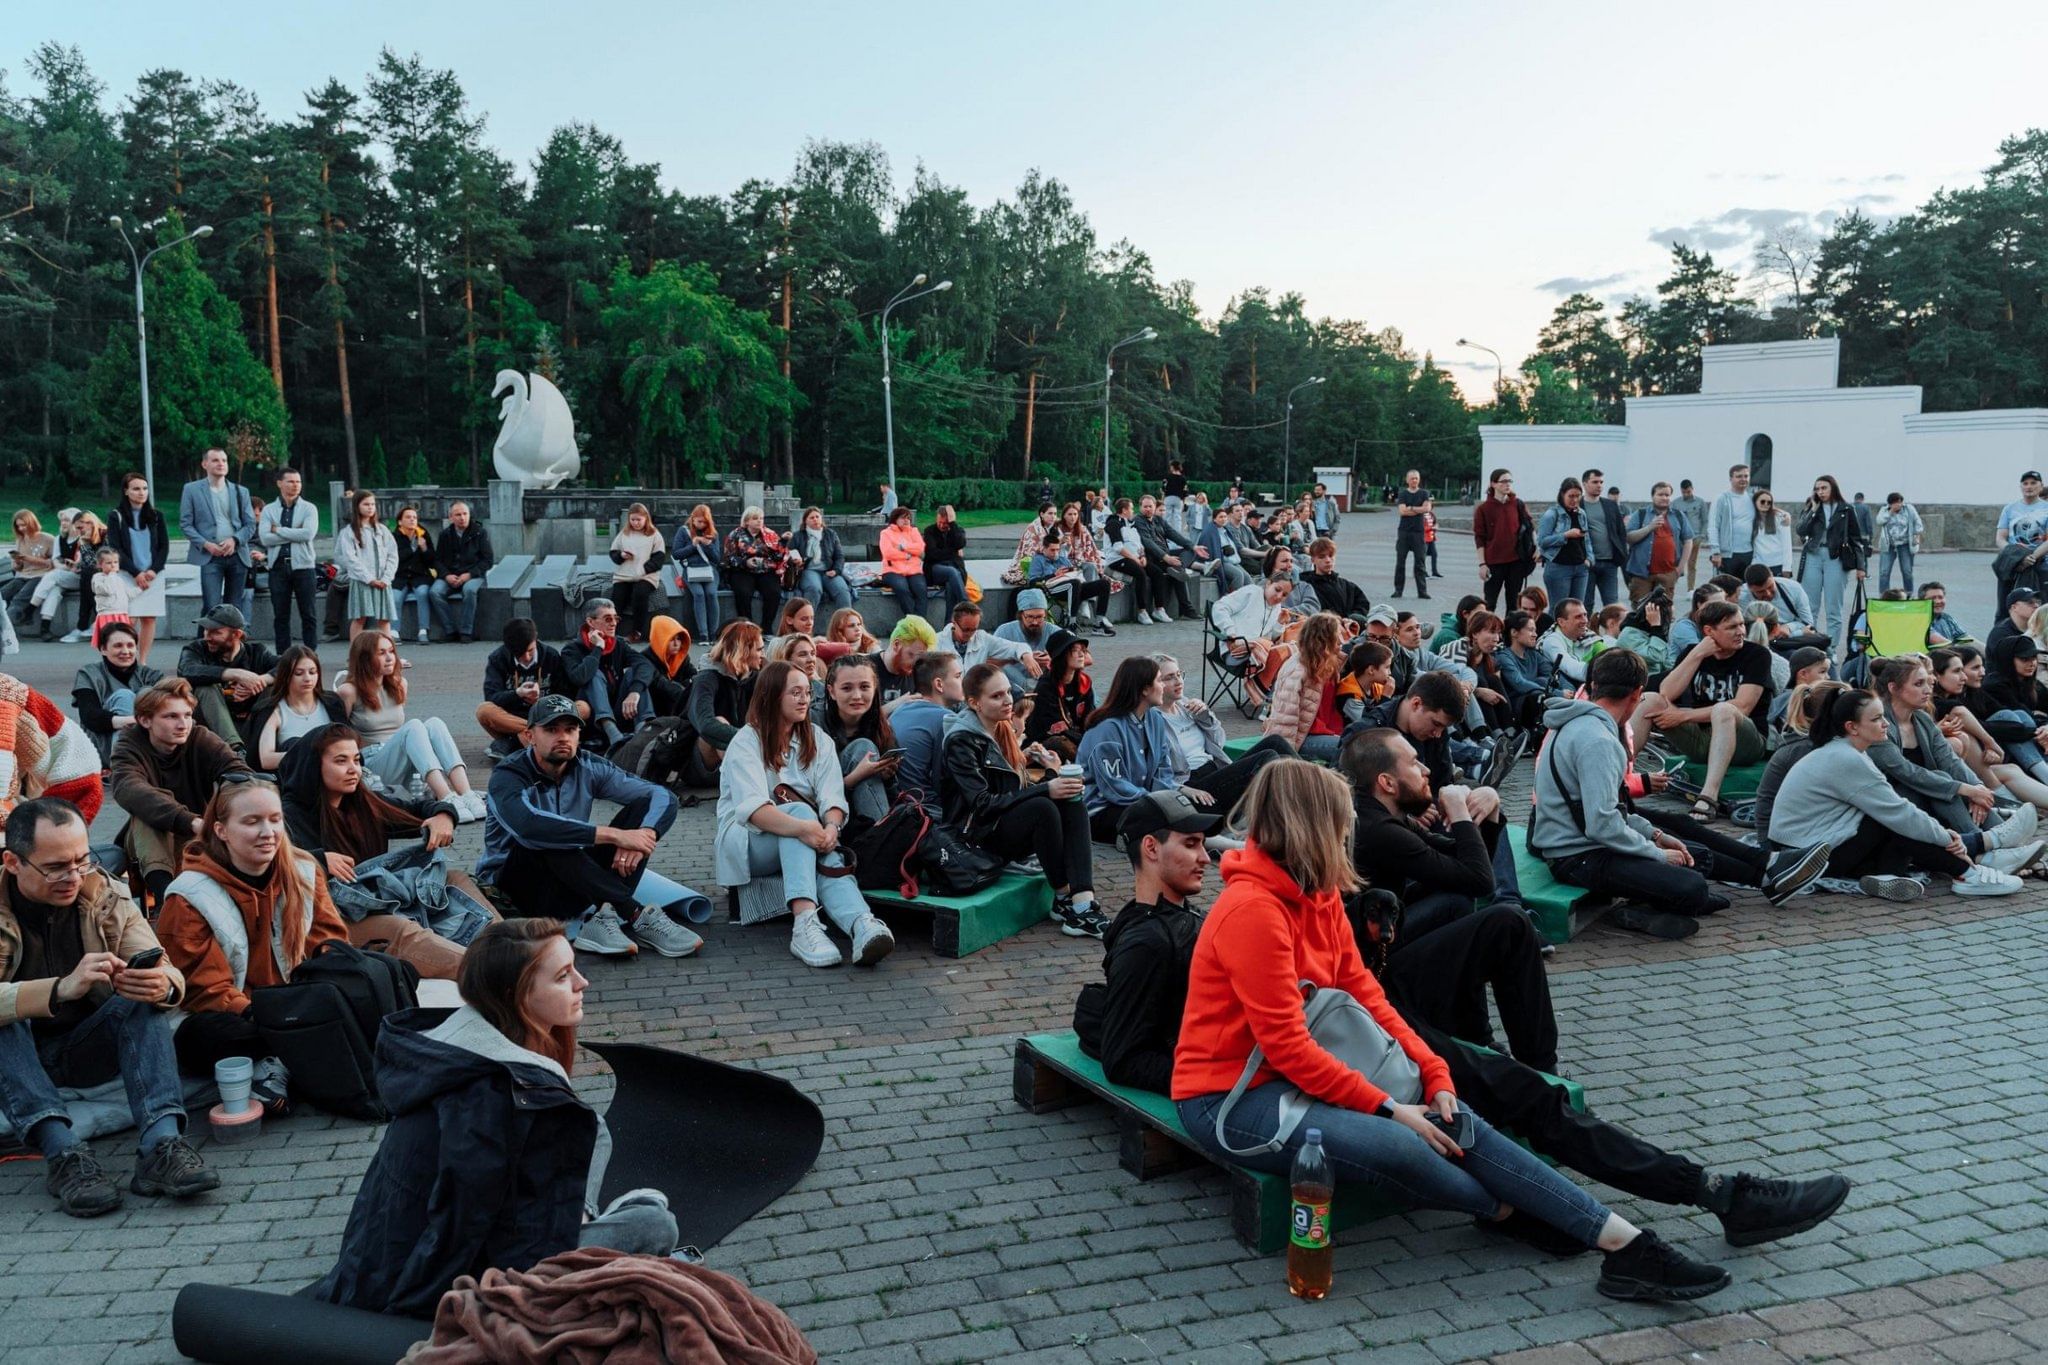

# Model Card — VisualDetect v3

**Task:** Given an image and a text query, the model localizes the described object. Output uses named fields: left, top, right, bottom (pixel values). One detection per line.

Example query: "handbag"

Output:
left=919, top=824, right=1003, bottom=895
left=1210, top=979, right=1424, bottom=1157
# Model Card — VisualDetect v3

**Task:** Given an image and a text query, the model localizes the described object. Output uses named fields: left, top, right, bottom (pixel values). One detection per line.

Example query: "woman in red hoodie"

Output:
left=1471, top=467, right=1535, bottom=613
left=1171, top=759, right=1729, bottom=1302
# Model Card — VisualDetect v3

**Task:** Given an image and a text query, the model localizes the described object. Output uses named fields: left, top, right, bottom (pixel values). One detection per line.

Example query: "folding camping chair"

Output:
left=1841, top=586, right=1933, bottom=684
left=1199, top=611, right=1256, bottom=718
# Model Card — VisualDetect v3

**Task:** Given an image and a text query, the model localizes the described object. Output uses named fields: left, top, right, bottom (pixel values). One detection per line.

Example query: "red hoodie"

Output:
left=1171, top=842, right=1455, bottom=1110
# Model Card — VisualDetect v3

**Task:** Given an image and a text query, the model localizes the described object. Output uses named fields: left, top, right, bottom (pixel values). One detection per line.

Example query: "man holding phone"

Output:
left=0, top=797, right=221, bottom=1217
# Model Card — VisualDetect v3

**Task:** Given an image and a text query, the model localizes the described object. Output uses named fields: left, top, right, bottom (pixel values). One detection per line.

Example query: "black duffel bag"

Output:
left=250, top=942, right=419, bottom=1121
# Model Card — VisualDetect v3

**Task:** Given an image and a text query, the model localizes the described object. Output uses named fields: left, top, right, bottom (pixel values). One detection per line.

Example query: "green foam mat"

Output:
left=1681, top=760, right=1767, bottom=799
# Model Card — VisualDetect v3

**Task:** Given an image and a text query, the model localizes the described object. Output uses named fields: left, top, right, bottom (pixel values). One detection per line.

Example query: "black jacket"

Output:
left=686, top=666, right=752, bottom=752
left=938, top=719, right=1048, bottom=839
left=1301, top=570, right=1370, bottom=620
left=482, top=643, right=577, bottom=712
left=561, top=635, right=651, bottom=709
left=109, top=501, right=170, bottom=577
left=636, top=647, right=697, bottom=719
left=1795, top=501, right=1868, bottom=570
left=312, top=1007, right=596, bottom=1320
left=1591, top=496, right=1629, bottom=569
left=177, top=637, right=279, bottom=690
left=277, top=738, right=458, bottom=863
left=1134, top=514, right=1196, bottom=562
left=787, top=525, right=846, bottom=579
left=394, top=530, right=436, bottom=589
left=1352, top=799, right=1493, bottom=904
left=435, top=523, right=494, bottom=580
left=921, top=521, right=968, bottom=575
left=1072, top=898, right=1203, bottom=1095
left=1025, top=671, right=1092, bottom=748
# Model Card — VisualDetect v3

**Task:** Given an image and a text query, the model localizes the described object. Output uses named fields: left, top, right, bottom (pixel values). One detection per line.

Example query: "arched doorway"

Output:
left=1746, top=434, right=1773, bottom=490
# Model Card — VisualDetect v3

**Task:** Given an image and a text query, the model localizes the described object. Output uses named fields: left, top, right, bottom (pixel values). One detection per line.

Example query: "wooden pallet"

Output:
left=1506, top=824, right=1612, bottom=944
left=726, top=871, right=1050, bottom=958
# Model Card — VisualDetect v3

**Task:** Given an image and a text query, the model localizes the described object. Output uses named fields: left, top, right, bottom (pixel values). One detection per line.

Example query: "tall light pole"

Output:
left=878, top=273, right=952, bottom=494
left=1102, top=327, right=1156, bottom=501
left=1281, top=376, right=1325, bottom=500
left=111, top=215, right=213, bottom=498
left=1456, top=338, right=1504, bottom=403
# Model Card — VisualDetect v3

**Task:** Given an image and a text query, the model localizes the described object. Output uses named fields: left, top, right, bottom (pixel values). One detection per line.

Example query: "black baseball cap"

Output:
left=2005, top=587, right=2039, bottom=611
left=526, top=694, right=581, bottom=729
left=2023, top=471, right=2043, bottom=483
left=1118, top=790, right=1223, bottom=849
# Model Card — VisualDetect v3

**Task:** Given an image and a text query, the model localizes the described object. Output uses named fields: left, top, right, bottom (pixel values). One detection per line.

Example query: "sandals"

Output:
left=1688, top=794, right=1731, bottom=822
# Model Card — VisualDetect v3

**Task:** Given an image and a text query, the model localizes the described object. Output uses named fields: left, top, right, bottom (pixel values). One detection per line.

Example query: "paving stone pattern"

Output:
left=0, top=509, right=2040, bottom=1362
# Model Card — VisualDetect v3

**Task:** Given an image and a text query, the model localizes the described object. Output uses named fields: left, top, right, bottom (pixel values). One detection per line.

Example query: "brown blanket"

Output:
left=403, top=1247, right=817, bottom=1365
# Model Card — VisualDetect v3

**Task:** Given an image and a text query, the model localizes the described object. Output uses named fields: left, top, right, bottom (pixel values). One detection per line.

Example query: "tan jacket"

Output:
left=0, top=870, right=180, bottom=1025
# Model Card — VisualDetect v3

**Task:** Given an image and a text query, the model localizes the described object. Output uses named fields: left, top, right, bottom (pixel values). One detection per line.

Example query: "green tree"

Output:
left=1532, top=293, right=1628, bottom=421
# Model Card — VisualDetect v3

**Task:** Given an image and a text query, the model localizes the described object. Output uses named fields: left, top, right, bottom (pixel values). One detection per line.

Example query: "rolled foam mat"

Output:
left=171, top=1282, right=428, bottom=1365
left=586, top=1041, right=824, bottom=1251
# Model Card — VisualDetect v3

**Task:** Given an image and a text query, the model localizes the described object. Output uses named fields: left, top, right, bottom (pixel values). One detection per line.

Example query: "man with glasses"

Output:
left=109, top=679, right=250, bottom=907
left=0, top=797, right=221, bottom=1216
left=561, top=597, right=651, bottom=752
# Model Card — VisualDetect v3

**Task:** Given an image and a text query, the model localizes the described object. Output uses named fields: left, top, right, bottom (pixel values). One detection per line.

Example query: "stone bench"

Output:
left=1012, top=1029, right=1587, bottom=1253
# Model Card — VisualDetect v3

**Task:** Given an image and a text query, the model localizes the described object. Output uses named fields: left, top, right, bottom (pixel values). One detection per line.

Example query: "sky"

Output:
left=23, top=0, right=2048, bottom=397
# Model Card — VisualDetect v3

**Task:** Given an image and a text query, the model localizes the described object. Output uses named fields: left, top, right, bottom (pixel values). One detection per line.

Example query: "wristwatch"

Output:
left=1373, top=1099, right=1394, bottom=1119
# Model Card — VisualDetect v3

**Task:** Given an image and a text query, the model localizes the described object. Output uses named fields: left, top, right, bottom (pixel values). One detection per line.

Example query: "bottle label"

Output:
left=1291, top=1197, right=1331, bottom=1250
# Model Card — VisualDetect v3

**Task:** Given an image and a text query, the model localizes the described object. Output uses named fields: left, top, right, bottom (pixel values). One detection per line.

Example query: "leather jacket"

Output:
left=938, top=722, right=1049, bottom=839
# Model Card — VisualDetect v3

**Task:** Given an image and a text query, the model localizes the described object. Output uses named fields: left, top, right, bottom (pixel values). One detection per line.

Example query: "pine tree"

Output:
left=366, top=436, right=389, bottom=485
left=403, top=448, right=431, bottom=484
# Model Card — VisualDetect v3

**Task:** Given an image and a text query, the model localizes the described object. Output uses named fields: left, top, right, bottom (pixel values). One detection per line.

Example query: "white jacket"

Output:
left=714, top=723, right=849, bottom=888
left=1210, top=583, right=1283, bottom=642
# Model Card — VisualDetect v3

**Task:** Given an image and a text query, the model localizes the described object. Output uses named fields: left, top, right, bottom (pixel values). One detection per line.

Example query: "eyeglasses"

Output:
left=24, top=854, right=99, bottom=882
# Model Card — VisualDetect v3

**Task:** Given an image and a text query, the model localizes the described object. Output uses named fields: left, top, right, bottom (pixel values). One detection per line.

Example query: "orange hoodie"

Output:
left=156, top=847, right=348, bottom=1016
left=1171, top=842, right=1454, bottom=1110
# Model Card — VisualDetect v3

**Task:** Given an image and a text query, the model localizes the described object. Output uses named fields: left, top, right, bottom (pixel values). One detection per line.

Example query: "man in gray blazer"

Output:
left=177, top=447, right=257, bottom=613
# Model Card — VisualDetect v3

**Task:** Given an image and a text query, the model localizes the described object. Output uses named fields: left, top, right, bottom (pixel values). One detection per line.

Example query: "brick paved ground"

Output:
left=0, top=507, right=2040, bottom=1363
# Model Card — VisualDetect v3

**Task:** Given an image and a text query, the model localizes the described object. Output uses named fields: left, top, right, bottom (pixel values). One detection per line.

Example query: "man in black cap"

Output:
left=174, top=604, right=277, bottom=752
left=1986, top=587, right=2038, bottom=659
left=1072, top=791, right=1219, bottom=1093
left=1993, top=471, right=2048, bottom=611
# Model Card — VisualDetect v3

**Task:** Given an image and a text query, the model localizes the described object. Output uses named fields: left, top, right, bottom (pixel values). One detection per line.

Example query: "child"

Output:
left=1336, top=639, right=1394, bottom=727
left=1592, top=603, right=1628, bottom=650
left=90, top=545, right=132, bottom=646
left=1422, top=506, right=1440, bottom=577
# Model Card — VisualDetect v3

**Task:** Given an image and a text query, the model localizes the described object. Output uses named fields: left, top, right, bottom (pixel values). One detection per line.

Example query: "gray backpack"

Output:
left=1210, top=981, right=1424, bottom=1157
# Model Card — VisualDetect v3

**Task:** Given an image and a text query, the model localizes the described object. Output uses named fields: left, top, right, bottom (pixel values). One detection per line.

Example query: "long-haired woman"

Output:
left=816, top=654, right=898, bottom=828
left=1264, top=612, right=1349, bottom=762
left=109, top=472, right=170, bottom=662
left=1535, top=478, right=1591, bottom=610
left=609, top=502, right=666, bottom=643
left=338, top=630, right=483, bottom=820
left=312, top=919, right=680, bottom=1320
left=156, top=777, right=350, bottom=1075
left=715, top=660, right=893, bottom=969
left=1794, top=474, right=1865, bottom=647
left=1173, top=760, right=1731, bottom=1302
left=673, top=503, right=722, bottom=645
left=684, top=618, right=762, bottom=783
left=279, top=723, right=496, bottom=970
left=824, top=606, right=877, bottom=659
left=252, top=645, right=348, bottom=771
left=335, top=489, right=399, bottom=640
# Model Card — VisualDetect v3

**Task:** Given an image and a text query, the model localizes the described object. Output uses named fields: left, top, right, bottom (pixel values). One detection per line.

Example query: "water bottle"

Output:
left=1287, top=1127, right=1334, bottom=1299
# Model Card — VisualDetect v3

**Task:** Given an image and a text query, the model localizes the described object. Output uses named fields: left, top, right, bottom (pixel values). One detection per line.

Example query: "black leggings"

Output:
left=1049, top=577, right=1111, bottom=620
left=1108, top=560, right=1152, bottom=612
left=726, top=569, right=781, bottom=629
left=1482, top=561, right=1529, bottom=613
left=1092, top=735, right=1299, bottom=843
left=983, top=794, right=1093, bottom=894
left=613, top=579, right=657, bottom=637
left=1819, top=813, right=1968, bottom=879
left=495, top=794, right=659, bottom=916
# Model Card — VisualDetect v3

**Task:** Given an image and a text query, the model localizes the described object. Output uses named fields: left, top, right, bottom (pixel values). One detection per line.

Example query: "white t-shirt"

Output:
left=1999, top=498, right=2048, bottom=548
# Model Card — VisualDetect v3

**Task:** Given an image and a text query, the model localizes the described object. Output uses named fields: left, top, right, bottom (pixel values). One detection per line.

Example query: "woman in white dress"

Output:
left=109, top=472, right=170, bottom=663
left=335, top=490, right=399, bottom=639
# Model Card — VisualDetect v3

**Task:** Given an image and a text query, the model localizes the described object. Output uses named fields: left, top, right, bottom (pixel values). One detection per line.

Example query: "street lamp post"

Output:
left=1281, top=376, right=1325, bottom=500
left=878, top=273, right=952, bottom=495
left=1456, top=338, right=1504, bottom=404
left=111, top=216, right=213, bottom=498
left=1102, top=327, right=1157, bottom=502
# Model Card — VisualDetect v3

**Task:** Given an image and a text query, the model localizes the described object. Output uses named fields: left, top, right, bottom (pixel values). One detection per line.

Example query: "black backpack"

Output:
left=611, top=715, right=699, bottom=788
left=850, top=796, right=933, bottom=897
left=251, top=942, right=419, bottom=1122
left=920, top=824, right=1004, bottom=896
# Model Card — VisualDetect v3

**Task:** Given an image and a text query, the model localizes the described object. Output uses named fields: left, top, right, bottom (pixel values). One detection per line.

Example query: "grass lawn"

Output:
left=823, top=504, right=1030, bottom=528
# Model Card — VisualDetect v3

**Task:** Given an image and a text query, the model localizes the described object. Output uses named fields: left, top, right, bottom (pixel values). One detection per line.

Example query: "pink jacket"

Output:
left=880, top=524, right=925, bottom=576
left=1262, top=653, right=1326, bottom=746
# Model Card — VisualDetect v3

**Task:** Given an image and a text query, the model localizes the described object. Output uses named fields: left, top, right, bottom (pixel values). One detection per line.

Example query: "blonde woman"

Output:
left=609, top=502, right=666, bottom=642
left=335, top=490, right=398, bottom=639
left=1174, top=760, right=1731, bottom=1302
left=1263, top=612, right=1349, bottom=762
left=4, top=508, right=56, bottom=628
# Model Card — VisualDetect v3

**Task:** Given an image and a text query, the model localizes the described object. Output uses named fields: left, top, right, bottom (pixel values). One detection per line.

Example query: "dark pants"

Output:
left=1720, top=551, right=1754, bottom=578
left=1420, top=1019, right=1702, bottom=1208
left=726, top=569, right=780, bottom=629
left=925, top=563, right=967, bottom=613
left=1048, top=577, right=1111, bottom=621
left=75, top=569, right=98, bottom=633
left=1482, top=561, right=1529, bottom=613
left=0, top=995, right=187, bottom=1148
left=271, top=566, right=318, bottom=652
left=1548, top=845, right=1723, bottom=918
left=982, top=793, right=1093, bottom=894
left=1185, top=735, right=1296, bottom=816
left=1393, top=533, right=1429, bottom=596
left=1386, top=903, right=1558, bottom=1074
left=200, top=555, right=248, bottom=613
left=614, top=579, right=657, bottom=637
left=1820, top=813, right=1968, bottom=879
left=1144, top=564, right=1191, bottom=619
left=1108, top=560, right=1153, bottom=613
left=1637, top=808, right=1766, bottom=885
left=495, top=794, right=659, bottom=917
left=173, top=1007, right=265, bottom=1077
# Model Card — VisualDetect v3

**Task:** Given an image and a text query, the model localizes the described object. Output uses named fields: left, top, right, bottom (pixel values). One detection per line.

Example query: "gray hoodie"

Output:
left=1765, top=738, right=1950, bottom=852
left=1528, top=697, right=1660, bottom=861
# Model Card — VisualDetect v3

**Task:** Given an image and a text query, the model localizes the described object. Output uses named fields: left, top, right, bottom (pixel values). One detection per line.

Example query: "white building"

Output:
left=1478, top=338, right=2048, bottom=508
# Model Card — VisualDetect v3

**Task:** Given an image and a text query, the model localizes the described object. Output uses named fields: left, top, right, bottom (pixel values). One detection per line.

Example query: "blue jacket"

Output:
left=1536, top=504, right=1587, bottom=560
left=177, top=477, right=257, bottom=566
left=1076, top=709, right=1176, bottom=814
left=891, top=698, right=949, bottom=804
left=477, top=748, right=676, bottom=882
left=1497, top=643, right=1559, bottom=704
left=1623, top=506, right=1693, bottom=579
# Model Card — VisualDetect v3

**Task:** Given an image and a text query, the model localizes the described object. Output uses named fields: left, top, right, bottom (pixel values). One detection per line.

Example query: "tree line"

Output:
left=3, top=43, right=2043, bottom=506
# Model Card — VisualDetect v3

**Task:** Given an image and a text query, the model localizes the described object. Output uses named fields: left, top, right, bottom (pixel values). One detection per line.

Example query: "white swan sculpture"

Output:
left=491, top=369, right=581, bottom=489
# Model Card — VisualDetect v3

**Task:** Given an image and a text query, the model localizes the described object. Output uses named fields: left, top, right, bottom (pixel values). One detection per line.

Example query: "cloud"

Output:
left=1846, top=192, right=1895, bottom=207
left=1535, top=271, right=1633, bottom=295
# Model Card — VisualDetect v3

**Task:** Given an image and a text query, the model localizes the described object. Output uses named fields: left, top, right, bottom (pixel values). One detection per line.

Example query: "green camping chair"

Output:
left=1858, top=596, right=1934, bottom=659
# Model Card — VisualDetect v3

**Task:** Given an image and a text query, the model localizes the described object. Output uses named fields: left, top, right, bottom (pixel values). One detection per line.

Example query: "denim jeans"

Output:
left=1299, top=733, right=1343, bottom=765
left=428, top=577, right=483, bottom=639
left=925, top=563, right=967, bottom=613
left=363, top=716, right=465, bottom=790
left=838, top=739, right=892, bottom=825
left=0, top=995, right=187, bottom=1157
left=796, top=568, right=854, bottom=611
left=1542, top=562, right=1590, bottom=611
left=1177, top=1081, right=1608, bottom=1247
left=1799, top=556, right=1852, bottom=645
left=745, top=801, right=871, bottom=931
left=1878, top=546, right=1915, bottom=594
left=398, top=584, right=434, bottom=638
left=199, top=555, right=247, bottom=613
left=881, top=572, right=928, bottom=620
left=1986, top=710, right=2048, bottom=781
left=678, top=577, right=721, bottom=645
left=1586, top=562, right=1622, bottom=610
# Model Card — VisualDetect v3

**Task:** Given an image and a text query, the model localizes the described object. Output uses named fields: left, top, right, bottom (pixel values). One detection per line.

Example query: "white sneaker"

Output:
left=59, top=629, right=90, bottom=644
left=1857, top=875, right=1924, bottom=902
left=1954, top=864, right=2024, bottom=897
left=630, top=905, right=703, bottom=958
left=789, top=912, right=843, bottom=967
left=849, top=913, right=895, bottom=966
left=468, top=791, right=490, bottom=822
left=1976, top=841, right=2044, bottom=876
left=416, top=629, right=429, bottom=645
left=1985, top=803, right=2040, bottom=850
left=1135, top=609, right=1155, bottom=625
left=575, top=905, right=639, bottom=956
